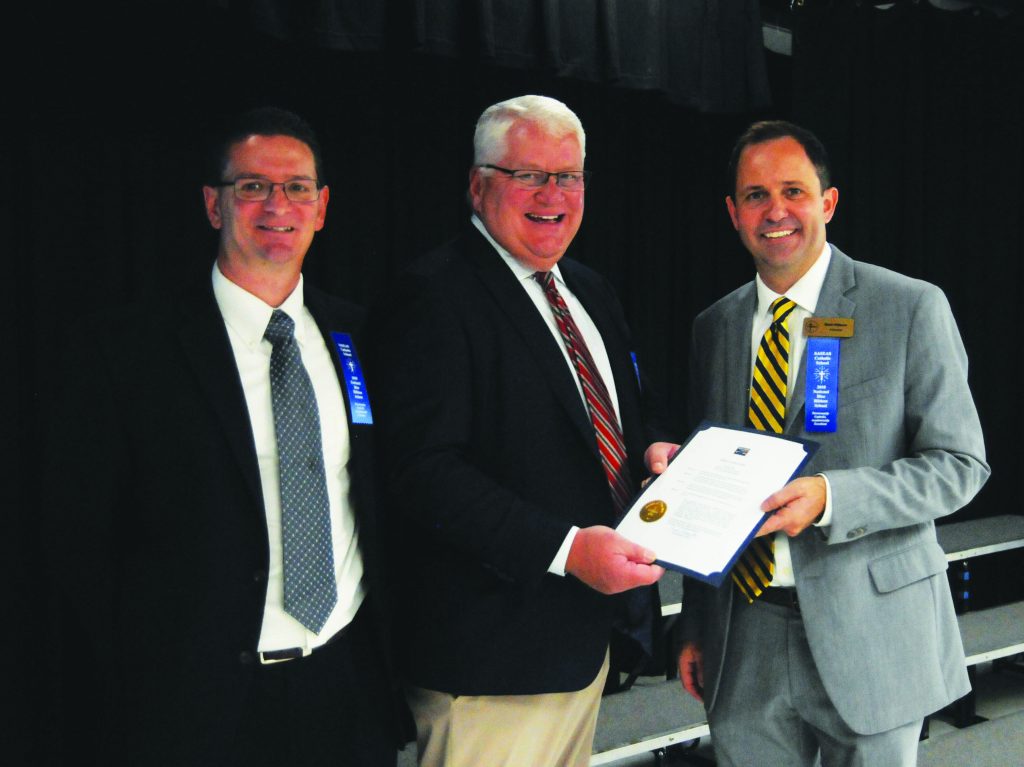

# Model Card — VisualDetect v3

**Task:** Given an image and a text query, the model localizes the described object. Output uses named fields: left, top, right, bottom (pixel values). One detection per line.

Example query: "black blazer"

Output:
left=366, top=230, right=663, bottom=696
left=44, top=274, right=402, bottom=765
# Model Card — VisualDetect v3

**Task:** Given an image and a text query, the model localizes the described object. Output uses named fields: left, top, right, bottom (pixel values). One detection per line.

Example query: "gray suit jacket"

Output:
left=678, top=246, right=989, bottom=735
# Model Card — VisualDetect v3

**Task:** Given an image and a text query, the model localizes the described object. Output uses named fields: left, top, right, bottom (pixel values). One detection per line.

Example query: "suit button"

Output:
left=239, top=650, right=255, bottom=665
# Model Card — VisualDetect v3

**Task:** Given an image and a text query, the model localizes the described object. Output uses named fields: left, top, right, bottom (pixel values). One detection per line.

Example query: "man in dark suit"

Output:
left=367, top=95, right=666, bottom=767
left=654, top=120, right=989, bottom=766
left=44, top=107, right=403, bottom=766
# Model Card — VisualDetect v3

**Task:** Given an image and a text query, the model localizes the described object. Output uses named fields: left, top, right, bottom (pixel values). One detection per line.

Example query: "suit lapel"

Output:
left=303, top=287, right=380, bottom=555
left=786, top=247, right=856, bottom=433
left=464, top=235, right=599, bottom=459
left=304, top=286, right=360, bottom=430
left=175, top=279, right=264, bottom=508
left=303, top=287, right=372, bottom=475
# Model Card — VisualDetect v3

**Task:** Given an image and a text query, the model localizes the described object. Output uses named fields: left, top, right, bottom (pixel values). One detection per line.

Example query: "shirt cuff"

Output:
left=548, top=526, right=580, bottom=576
left=814, top=473, right=833, bottom=527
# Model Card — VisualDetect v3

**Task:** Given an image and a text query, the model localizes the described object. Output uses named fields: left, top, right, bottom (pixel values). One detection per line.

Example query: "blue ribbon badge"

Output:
left=805, top=337, right=839, bottom=433
left=331, top=332, right=373, bottom=425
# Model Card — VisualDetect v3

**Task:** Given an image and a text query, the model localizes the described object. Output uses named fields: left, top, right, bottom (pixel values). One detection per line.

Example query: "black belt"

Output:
left=258, top=618, right=351, bottom=665
left=757, top=587, right=800, bottom=613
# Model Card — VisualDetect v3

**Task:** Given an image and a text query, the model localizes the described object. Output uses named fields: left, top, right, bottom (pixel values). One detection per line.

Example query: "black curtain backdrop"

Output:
left=788, top=1, right=1024, bottom=615
left=8, top=1, right=1022, bottom=764
left=220, top=0, right=772, bottom=112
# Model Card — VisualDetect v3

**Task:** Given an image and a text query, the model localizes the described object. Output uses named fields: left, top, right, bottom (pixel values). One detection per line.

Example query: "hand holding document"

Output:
left=617, top=423, right=818, bottom=585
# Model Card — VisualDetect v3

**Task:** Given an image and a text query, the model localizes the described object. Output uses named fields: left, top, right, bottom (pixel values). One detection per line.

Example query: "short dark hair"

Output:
left=726, top=120, right=831, bottom=197
left=206, top=106, right=325, bottom=185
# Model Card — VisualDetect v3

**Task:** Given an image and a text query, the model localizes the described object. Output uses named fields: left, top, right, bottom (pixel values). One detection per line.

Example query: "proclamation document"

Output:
left=617, top=423, right=818, bottom=585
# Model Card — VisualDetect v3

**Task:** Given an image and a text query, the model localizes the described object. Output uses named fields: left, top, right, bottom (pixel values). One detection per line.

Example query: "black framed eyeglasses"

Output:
left=216, top=177, right=323, bottom=202
left=481, top=165, right=590, bottom=190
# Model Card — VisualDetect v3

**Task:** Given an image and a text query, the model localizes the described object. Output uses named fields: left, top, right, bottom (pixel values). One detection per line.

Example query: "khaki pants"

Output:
left=408, top=651, right=610, bottom=767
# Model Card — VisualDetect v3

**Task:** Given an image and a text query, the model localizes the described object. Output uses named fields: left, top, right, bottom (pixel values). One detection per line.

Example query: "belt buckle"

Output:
left=784, top=589, right=799, bottom=612
left=259, top=646, right=311, bottom=665
left=761, top=586, right=800, bottom=613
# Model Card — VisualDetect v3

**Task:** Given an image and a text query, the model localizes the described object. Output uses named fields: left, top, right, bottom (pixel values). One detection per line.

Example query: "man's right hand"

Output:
left=678, top=642, right=704, bottom=702
left=565, top=526, right=665, bottom=595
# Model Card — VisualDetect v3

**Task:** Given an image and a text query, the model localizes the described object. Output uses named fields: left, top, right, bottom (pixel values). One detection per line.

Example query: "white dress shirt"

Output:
left=750, top=244, right=834, bottom=587
left=472, top=216, right=624, bottom=575
left=212, top=264, right=365, bottom=651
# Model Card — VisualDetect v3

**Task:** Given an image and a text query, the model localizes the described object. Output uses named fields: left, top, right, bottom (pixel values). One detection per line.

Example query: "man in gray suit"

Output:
left=654, top=120, right=989, bottom=765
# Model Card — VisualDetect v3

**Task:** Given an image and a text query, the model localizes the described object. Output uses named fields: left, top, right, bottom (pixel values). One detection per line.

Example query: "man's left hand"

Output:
left=643, top=441, right=681, bottom=476
left=756, top=476, right=826, bottom=537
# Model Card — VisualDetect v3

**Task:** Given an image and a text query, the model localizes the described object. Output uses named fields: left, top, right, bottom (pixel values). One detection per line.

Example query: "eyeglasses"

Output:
left=216, top=177, right=323, bottom=202
left=481, top=165, right=590, bottom=190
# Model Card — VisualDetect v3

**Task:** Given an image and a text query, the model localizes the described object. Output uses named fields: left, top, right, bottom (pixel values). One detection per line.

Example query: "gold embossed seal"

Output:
left=639, top=500, right=667, bottom=522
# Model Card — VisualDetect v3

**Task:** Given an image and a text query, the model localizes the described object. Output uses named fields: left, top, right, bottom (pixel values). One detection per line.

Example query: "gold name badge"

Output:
left=803, top=317, right=854, bottom=338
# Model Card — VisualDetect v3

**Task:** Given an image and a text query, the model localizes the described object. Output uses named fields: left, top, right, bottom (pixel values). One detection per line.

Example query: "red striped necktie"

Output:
left=534, top=271, right=633, bottom=514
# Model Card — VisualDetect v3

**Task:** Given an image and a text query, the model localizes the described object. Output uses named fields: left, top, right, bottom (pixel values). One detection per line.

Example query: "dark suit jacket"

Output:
left=43, top=273, right=403, bottom=765
left=366, top=230, right=664, bottom=696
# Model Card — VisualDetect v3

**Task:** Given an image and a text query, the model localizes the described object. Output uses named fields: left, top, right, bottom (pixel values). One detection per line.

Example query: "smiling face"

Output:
left=203, top=134, right=329, bottom=294
left=469, top=120, right=584, bottom=272
left=726, top=136, right=838, bottom=293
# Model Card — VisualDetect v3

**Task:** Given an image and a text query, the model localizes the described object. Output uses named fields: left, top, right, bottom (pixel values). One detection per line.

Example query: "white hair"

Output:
left=472, top=95, right=586, bottom=166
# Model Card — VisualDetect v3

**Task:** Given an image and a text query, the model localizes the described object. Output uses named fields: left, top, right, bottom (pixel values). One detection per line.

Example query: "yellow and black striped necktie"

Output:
left=733, top=296, right=797, bottom=602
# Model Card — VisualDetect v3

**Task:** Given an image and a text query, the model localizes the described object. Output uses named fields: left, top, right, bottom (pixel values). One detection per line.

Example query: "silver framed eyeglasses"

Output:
left=481, top=165, right=590, bottom=190
left=216, top=177, right=323, bottom=202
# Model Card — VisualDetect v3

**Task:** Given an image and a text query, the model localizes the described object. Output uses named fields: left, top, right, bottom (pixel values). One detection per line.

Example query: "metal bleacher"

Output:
left=934, top=514, right=1024, bottom=731
left=938, top=515, right=1024, bottom=669
left=937, top=514, right=1024, bottom=563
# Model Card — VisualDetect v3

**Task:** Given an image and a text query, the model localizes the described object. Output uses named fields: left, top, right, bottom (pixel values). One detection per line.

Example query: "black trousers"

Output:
left=228, top=602, right=397, bottom=767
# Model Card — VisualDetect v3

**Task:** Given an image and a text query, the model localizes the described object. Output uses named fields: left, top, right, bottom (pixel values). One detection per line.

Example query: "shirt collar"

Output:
left=211, top=263, right=308, bottom=349
left=754, top=242, right=832, bottom=318
left=470, top=214, right=566, bottom=288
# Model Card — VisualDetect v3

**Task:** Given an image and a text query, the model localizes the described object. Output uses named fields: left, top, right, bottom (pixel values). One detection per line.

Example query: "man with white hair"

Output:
left=368, top=95, right=667, bottom=767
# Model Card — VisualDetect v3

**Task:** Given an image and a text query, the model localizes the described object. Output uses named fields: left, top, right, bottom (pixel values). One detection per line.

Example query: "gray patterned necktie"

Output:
left=264, top=309, right=337, bottom=633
